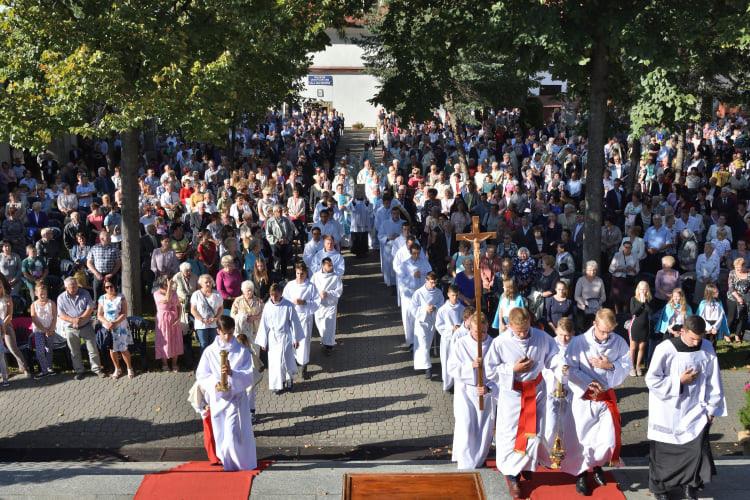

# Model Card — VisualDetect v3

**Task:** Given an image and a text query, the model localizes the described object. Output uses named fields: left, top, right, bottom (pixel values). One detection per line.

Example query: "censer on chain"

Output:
left=549, top=379, right=566, bottom=469
left=216, top=350, right=231, bottom=392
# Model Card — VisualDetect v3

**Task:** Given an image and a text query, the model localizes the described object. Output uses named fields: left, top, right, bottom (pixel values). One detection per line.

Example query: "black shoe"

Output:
left=274, top=389, right=283, bottom=395
left=425, top=368, right=432, bottom=379
left=74, top=373, right=85, bottom=381
left=505, top=475, right=521, bottom=498
left=592, top=466, right=606, bottom=486
left=33, top=372, right=46, bottom=380
left=575, top=473, right=591, bottom=496
left=683, top=484, right=698, bottom=500
left=653, top=494, right=668, bottom=500
left=324, top=346, right=333, bottom=356
left=521, top=470, right=533, bottom=481
left=301, top=364, right=309, bottom=380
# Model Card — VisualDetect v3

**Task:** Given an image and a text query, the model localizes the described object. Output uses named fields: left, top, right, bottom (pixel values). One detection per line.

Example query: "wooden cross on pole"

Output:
left=456, top=215, right=495, bottom=411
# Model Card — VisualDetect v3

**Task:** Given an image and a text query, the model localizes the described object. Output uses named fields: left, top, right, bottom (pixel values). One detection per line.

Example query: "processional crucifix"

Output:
left=456, top=216, right=495, bottom=411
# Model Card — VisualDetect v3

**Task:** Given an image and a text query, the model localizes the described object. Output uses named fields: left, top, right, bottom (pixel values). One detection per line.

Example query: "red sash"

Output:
left=512, top=372, right=543, bottom=454
left=583, top=388, right=622, bottom=464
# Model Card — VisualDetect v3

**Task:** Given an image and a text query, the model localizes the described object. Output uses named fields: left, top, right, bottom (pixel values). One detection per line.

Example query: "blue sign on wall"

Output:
left=308, top=75, right=333, bottom=86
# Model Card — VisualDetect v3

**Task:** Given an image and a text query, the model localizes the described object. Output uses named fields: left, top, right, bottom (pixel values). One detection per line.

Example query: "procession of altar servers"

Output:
left=193, top=212, right=726, bottom=500
left=372, top=211, right=726, bottom=499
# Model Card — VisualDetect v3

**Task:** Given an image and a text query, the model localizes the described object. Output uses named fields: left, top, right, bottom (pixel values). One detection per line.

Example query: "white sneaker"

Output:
left=629, top=369, right=637, bottom=377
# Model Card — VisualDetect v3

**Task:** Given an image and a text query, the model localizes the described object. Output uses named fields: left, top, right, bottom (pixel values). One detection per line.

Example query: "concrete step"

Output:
left=1, top=459, right=747, bottom=499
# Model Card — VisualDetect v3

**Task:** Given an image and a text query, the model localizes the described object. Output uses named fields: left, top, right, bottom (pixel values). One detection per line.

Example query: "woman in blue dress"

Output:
left=97, top=280, right=134, bottom=379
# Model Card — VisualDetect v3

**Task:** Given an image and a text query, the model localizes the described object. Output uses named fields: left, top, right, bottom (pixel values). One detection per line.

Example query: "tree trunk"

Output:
left=673, top=130, right=685, bottom=180
left=445, top=106, right=468, bottom=177
left=143, top=119, right=156, bottom=161
left=120, top=127, right=143, bottom=315
left=627, top=136, right=640, bottom=195
left=583, top=35, right=608, bottom=267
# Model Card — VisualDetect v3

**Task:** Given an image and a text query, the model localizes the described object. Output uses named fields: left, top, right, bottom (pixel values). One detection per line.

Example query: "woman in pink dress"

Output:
left=154, top=276, right=183, bottom=372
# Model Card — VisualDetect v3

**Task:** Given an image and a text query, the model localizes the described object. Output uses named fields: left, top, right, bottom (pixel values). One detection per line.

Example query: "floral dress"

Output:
left=99, top=294, right=132, bottom=352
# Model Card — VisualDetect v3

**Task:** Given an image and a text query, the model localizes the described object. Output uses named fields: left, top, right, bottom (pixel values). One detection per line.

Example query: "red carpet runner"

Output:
left=486, top=460, right=625, bottom=500
left=134, top=460, right=272, bottom=500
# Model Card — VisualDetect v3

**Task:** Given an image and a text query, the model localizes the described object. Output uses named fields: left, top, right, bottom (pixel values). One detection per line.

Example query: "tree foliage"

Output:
left=361, top=0, right=536, bottom=122
left=365, top=0, right=750, bottom=265
left=0, top=0, right=371, bottom=314
left=0, top=0, right=366, bottom=148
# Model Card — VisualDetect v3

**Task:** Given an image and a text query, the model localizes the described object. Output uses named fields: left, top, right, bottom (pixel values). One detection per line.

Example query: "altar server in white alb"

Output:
left=435, top=285, right=466, bottom=390
left=311, top=257, right=343, bottom=355
left=391, top=228, right=416, bottom=306
left=396, top=244, right=432, bottom=349
left=378, top=206, right=405, bottom=287
left=302, top=226, right=323, bottom=270
left=196, top=315, right=257, bottom=471
left=282, top=262, right=318, bottom=379
left=564, top=308, right=632, bottom=496
left=255, top=283, right=305, bottom=394
left=646, top=315, right=726, bottom=500
left=449, top=312, right=497, bottom=470
left=410, top=271, right=445, bottom=379
left=539, top=317, right=576, bottom=470
left=485, top=307, right=558, bottom=499
left=310, top=235, right=345, bottom=276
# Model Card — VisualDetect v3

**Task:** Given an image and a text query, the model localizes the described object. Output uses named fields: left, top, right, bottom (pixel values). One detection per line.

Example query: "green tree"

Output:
left=0, top=0, right=369, bottom=313
left=367, top=0, right=750, bottom=265
left=361, top=0, right=536, bottom=172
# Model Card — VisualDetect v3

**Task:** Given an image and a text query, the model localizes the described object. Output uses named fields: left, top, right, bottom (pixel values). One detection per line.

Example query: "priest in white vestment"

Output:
left=435, top=285, right=466, bottom=390
left=282, top=263, right=318, bottom=378
left=196, top=315, right=257, bottom=471
left=646, top=315, right=726, bottom=500
left=396, top=244, right=432, bottom=349
left=411, top=272, right=445, bottom=378
left=449, top=312, right=497, bottom=470
left=378, top=207, right=405, bottom=287
left=255, top=284, right=305, bottom=394
left=485, top=307, right=558, bottom=499
left=564, top=308, right=631, bottom=496
left=311, top=257, right=344, bottom=355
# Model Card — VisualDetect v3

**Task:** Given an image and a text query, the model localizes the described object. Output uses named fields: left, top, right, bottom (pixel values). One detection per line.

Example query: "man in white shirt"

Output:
left=693, top=243, right=720, bottom=305
left=646, top=316, right=725, bottom=500
left=674, top=208, right=705, bottom=242
left=705, top=214, right=733, bottom=243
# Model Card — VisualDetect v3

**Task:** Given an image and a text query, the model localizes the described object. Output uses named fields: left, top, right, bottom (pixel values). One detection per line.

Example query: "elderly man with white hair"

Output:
left=173, top=262, right=199, bottom=363
left=265, top=204, right=295, bottom=278
left=57, top=277, right=105, bottom=380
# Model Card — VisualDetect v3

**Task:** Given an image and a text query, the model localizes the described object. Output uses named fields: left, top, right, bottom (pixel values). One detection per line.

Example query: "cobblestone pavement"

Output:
left=0, top=250, right=747, bottom=456
left=0, top=131, right=747, bottom=457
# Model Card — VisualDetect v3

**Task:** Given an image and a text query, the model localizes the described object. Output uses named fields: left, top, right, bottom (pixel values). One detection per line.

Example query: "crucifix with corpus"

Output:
left=456, top=215, right=495, bottom=411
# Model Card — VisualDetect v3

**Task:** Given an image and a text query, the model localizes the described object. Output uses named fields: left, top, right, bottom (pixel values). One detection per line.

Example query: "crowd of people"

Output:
left=367, top=108, right=739, bottom=499
left=0, top=108, right=349, bottom=387
left=0, top=101, right=744, bottom=498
